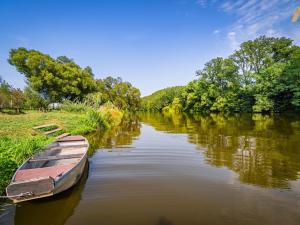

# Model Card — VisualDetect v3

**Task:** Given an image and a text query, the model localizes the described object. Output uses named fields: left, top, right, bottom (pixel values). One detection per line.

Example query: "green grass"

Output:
left=0, top=110, right=87, bottom=137
left=0, top=110, right=88, bottom=194
left=0, top=109, right=123, bottom=195
left=0, top=135, right=51, bottom=194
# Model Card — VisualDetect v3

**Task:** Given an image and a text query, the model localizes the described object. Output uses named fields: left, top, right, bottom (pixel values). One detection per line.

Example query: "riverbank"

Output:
left=3, top=112, right=299, bottom=225
left=0, top=108, right=123, bottom=195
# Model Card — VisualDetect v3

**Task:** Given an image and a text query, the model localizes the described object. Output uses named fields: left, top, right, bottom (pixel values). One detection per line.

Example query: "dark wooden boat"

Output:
left=6, top=135, right=89, bottom=203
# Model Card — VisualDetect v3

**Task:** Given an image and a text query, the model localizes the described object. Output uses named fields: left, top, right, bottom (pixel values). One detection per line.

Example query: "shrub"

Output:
left=61, top=100, right=90, bottom=112
left=84, top=92, right=104, bottom=108
left=85, top=109, right=110, bottom=129
left=99, top=102, right=123, bottom=127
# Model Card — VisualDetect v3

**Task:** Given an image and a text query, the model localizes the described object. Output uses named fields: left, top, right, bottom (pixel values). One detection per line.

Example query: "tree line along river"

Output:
left=1, top=112, right=300, bottom=225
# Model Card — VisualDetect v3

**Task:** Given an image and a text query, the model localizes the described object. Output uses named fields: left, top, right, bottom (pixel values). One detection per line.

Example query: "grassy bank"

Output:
left=0, top=108, right=123, bottom=195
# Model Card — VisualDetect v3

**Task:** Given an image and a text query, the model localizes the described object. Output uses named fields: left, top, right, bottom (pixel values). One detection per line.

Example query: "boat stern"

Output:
left=6, top=176, right=55, bottom=203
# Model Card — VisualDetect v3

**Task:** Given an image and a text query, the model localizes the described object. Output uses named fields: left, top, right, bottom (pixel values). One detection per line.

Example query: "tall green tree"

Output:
left=232, top=37, right=298, bottom=112
left=230, top=36, right=294, bottom=86
left=184, top=57, right=241, bottom=112
left=282, top=46, right=300, bottom=109
left=8, top=48, right=96, bottom=101
left=145, top=36, right=300, bottom=113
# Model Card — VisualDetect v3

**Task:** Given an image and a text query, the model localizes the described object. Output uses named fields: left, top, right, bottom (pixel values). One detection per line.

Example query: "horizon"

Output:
left=0, top=0, right=299, bottom=96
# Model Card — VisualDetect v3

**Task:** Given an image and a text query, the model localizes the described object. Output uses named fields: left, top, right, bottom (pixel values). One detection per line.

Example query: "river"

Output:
left=1, top=112, right=300, bottom=225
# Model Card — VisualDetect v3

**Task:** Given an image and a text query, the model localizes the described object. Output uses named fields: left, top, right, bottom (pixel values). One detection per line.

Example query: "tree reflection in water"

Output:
left=140, top=112, right=300, bottom=188
left=86, top=113, right=142, bottom=153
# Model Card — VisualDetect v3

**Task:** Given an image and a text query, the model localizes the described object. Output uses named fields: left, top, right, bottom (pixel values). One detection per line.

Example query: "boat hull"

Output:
left=6, top=136, right=89, bottom=203
left=10, top=156, right=87, bottom=203
left=54, top=153, right=87, bottom=194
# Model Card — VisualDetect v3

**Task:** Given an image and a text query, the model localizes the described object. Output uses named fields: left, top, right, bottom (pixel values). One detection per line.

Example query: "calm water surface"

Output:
left=1, top=113, right=300, bottom=225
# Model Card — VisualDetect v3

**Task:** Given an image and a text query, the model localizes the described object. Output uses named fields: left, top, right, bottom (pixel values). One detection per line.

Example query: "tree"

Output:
left=56, top=56, right=74, bottom=64
left=141, top=86, right=184, bottom=111
left=126, top=86, right=141, bottom=111
left=184, top=36, right=299, bottom=113
left=10, top=88, right=25, bottom=113
left=230, top=36, right=294, bottom=86
left=238, top=38, right=299, bottom=112
left=185, top=57, right=241, bottom=112
left=146, top=36, right=300, bottom=113
left=85, top=76, right=141, bottom=111
left=0, top=76, right=11, bottom=111
left=283, top=46, right=300, bottom=109
left=24, top=86, right=48, bottom=110
left=8, top=48, right=96, bottom=101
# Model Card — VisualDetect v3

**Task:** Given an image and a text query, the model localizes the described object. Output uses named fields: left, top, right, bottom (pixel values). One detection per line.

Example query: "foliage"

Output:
left=1, top=77, right=49, bottom=112
left=8, top=48, right=96, bottom=101
left=171, top=97, right=183, bottom=112
left=0, top=135, right=52, bottom=194
left=141, top=86, right=184, bottom=111
left=85, top=109, right=109, bottom=129
left=1, top=77, right=28, bottom=113
left=24, top=86, right=48, bottom=110
left=60, top=100, right=90, bottom=112
left=93, top=77, right=141, bottom=111
left=0, top=76, right=11, bottom=111
left=60, top=76, right=141, bottom=111
left=162, top=97, right=183, bottom=113
left=143, top=36, right=300, bottom=113
left=184, top=57, right=241, bottom=112
left=98, top=103, right=124, bottom=127
left=84, top=92, right=104, bottom=109
left=8, top=48, right=141, bottom=111
left=284, top=46, right=300, bottom=108
left=10, top=88, right=26, bottom=113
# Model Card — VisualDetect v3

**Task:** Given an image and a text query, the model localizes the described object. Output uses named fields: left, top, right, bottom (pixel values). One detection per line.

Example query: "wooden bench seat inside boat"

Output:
left=57, top=135, right=85, bottom=142
left=15, top=164, right=75, bottom=182
left=49, top=144, right=88, bottom=151
left=29, top=153, right=83, bottom=162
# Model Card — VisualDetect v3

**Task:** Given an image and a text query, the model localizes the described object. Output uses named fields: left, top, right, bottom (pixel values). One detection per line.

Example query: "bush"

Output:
left=85, top=109, right=110, bottom=129
left=81, top=104, right=123, bottom=131
left=99, top=102, right=123, bottom=127
left=84, top=92, right=104, bottom=108
left=61, top=100, right=90, bottom=112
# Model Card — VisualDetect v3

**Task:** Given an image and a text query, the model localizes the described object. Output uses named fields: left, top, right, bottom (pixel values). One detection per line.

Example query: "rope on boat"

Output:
left=0, top=192, right=33, bottom=199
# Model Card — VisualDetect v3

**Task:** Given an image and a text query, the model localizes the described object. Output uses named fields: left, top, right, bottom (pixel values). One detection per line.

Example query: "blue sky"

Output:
left=0, top=0, right=299, bottom=96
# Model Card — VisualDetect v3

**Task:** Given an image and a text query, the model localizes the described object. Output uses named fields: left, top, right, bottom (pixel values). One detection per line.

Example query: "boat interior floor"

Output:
left=14, top=164, right=75, bottom=182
